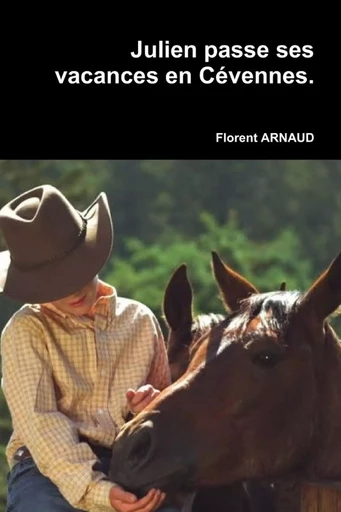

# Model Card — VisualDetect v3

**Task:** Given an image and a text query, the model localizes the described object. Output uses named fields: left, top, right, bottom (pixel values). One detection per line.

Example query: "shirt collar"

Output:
left=39, top=280, right=117, bottom=328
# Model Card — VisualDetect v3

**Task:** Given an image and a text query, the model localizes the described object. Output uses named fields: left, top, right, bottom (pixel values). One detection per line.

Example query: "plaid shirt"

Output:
left=1, top=281, right=171, bottom=511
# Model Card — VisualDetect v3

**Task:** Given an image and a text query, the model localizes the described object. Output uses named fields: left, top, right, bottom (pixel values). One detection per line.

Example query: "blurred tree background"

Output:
left=0, top=159, right=341, bottom=508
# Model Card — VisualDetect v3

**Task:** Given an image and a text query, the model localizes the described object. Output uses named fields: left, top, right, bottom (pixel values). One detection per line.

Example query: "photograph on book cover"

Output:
left=0, top=159, right=341, bottom=512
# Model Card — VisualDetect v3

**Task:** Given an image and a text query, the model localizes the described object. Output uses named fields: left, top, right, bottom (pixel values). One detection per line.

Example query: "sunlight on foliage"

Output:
left=104, top=211, right=313, bottom=331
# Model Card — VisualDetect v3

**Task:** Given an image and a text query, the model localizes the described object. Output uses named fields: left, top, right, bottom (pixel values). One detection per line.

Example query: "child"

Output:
left=0, top=184, right=178, bottom=512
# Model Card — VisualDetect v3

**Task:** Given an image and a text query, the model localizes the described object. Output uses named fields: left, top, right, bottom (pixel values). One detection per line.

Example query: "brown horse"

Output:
left=162, top=263, right=276, bottom=511
left=109, top=249, right=341, bottom=506
left=163, top=263, right=225, bottom=383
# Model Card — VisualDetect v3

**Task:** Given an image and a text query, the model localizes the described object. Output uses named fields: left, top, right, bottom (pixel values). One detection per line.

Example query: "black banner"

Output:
left=1, top=36, right=332, bottom=158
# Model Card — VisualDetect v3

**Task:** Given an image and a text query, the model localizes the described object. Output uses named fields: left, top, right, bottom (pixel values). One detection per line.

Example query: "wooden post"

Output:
left=301, top=483, right=341, bottom=511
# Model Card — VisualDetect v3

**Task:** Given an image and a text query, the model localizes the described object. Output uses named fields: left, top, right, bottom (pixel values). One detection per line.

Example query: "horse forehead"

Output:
left=246, top=304, right=278, bottom=328
left=216, top=309, right=279, bottom=355
left=246, top=316, right=270, bottom=331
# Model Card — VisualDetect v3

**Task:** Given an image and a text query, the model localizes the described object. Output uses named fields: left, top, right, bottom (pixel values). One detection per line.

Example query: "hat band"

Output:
left=10, top=217, right=88, bottom=272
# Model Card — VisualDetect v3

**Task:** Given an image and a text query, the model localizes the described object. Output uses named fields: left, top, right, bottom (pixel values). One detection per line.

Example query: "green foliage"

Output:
left=104, top=211, right=313, bottom=330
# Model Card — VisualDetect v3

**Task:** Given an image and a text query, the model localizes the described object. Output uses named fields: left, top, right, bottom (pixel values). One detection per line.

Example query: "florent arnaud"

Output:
left=216, top=133, right=314, bottom=143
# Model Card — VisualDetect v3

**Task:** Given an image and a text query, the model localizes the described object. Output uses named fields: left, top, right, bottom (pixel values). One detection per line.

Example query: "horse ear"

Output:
left=211, top=251, right=259, bottom=311
left=298, top=251, right=341, bottom=322
left=163, top=264, right=193, bottom=331
left=279, top=282, right=286, bottom=291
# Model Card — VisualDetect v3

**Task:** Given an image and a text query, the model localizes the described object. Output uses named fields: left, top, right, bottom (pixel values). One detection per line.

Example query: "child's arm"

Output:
left=145, top=313, right=172, bottom=392
left=125, top=312, right=172, bottom=416
left=1, top=314, right=115, bottom=511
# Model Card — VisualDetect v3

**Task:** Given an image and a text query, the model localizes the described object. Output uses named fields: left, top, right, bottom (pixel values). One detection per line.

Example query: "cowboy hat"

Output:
left=0, top=184, right=113, bottom=303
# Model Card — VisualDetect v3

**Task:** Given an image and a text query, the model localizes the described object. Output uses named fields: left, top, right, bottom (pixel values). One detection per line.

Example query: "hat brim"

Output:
left=0, top=192, right=113, bottom=304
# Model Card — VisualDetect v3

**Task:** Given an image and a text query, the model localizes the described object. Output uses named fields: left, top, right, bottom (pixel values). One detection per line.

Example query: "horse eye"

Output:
left=251, top=351, right=281, bottom=368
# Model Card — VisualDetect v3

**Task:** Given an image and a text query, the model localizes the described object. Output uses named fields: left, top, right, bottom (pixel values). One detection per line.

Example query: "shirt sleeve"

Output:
left=145, top=312, right=172, bottom=391
left=0, top=313, right=116, bottom=511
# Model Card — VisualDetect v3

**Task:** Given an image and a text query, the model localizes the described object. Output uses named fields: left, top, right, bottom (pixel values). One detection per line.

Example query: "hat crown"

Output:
left=0, top=185, right=84, bottom=269
left=15, top=197, right=41, bottom=219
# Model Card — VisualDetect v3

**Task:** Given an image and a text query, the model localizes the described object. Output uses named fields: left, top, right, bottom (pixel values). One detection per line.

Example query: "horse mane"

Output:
left=191, top=312, right=225, bottom=342
left=189, top=312, right=225, bottom=358
left=187, top=292, right=341, bottom=363
left=239, top=290, right=341, bottom=334
left=214, top=291, right=303, bottom=338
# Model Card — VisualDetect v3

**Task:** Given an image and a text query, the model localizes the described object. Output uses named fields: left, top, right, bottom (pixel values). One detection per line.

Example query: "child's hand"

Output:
left=126, top=384, right=160, bottom=415
left=109, top=485, right=166, bottom=512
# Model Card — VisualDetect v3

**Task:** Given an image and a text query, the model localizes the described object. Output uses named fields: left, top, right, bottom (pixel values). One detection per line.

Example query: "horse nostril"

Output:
left=127, top=427, right=153, bottom=470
